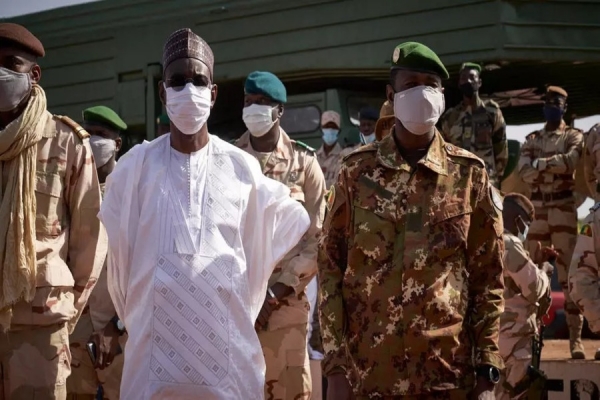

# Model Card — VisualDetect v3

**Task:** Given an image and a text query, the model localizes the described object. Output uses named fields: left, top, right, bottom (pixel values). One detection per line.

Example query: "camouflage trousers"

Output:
left=496, top=335, right=531, bottom=400
left=66, top=313, right=123, bottom=400
left=355, top=389, right=469, bottom=400
left=259, top=323, right=312, bottom=400
left=526, top=202, right=580, bottom=316
left=0, top=323, right=71, bottom=400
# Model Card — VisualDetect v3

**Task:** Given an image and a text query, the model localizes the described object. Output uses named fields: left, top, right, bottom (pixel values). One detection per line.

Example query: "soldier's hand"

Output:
left=471, top=377, right=495, bottom=400
left=541, top=245, right=558, bottom=265
left=89, top=322, right=121, bottom=370
left=327, top=373, right=355, bottom=400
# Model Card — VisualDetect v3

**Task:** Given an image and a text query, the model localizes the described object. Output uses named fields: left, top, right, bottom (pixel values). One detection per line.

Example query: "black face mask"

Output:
left=459, top=82, right=477, bottom=98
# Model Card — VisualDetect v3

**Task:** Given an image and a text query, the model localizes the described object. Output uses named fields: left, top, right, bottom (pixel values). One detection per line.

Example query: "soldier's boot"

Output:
left=595, top=348, right=600, bottom=361
left=567, top=314, right=586, bottom=359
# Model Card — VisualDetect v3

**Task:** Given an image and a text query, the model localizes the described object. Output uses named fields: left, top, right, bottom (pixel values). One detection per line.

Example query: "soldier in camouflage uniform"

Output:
left=0, top=24, right=107, bottom=399
left=517, top=86, right=586, bottom=359
left=439, top=62, right=508, bottom=188
left=569, top=202, right=600, bottom=360
left=316, top=111, right=354, bottom=189
left=583, top=123, right=600, bottom=201
left=319, top=42, right=504, bottom=400
left=235, top=71, right=326, bottom=400
left=496, top=193, right=554, bottom=400
left=67, top=106, right=127, bottom=400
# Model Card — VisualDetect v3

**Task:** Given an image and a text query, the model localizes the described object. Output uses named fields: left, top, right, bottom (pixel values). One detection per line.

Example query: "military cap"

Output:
left=460, top=62, right=482, bottom=73
left=163, top=28, right=214, bottom=78
left=504, top=192, right=535, bottom=221
left=390, top=42, right=449, bottom=79
left=83, top=106, right=127, bottom=131
left=321, top=110, right=341, bottom=128
left=0, top=23, right=45, bottom=57
left=359, top=106, right=379, bottom=121
left=244, top=71, right=287, bottom=104
left=156, top=113, right=170, bottom=126
left=547, top=85, right=568, bottom=98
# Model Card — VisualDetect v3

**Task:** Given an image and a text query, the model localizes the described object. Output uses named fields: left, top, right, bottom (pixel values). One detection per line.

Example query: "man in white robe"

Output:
left=98, top=28, right=310, bottom=400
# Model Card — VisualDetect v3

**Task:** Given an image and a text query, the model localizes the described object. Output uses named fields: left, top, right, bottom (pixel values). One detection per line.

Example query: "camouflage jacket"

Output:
left=236, top=128, right=326, bottom=330
left=439, top=98, right=507, bottom=187
left=518, top=121, right=583, bottom=197
left=319, top=130, right=505, bottom=396
left=569, top=203, right=600, bottom=333
left=8, top=111, right=107, bottom=332
left=585, top=123, right=600, bottom=198
left=500, top=232, right=550, bottom=343
left=316, top=142, right=355, bottom=189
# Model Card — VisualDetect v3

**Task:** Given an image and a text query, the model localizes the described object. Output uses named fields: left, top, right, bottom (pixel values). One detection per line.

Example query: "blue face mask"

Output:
left=360, top=132, right=376, bottom=145
left=322, top=128, right=339, bottom=146
left=543, top=105, right=564, bottom=123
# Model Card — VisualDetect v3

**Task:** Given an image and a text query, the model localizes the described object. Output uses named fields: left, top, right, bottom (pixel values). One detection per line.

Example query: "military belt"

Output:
left=531, top=190, right=573, bottom=202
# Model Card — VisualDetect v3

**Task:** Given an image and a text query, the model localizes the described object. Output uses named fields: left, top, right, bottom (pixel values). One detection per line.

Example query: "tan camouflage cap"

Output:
left=504, top=192, right=535, bottom=221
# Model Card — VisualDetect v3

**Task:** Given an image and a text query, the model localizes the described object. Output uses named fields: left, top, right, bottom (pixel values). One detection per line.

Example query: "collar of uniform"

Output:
left=317, top=141, right=343, bottom=158
left=459, top=97, right=483, bottom=113
left=236, top=127, right=293, bottom=160
left=376, top=128, right=448, bottom=176
left=543, top=120, right=567, bottom=136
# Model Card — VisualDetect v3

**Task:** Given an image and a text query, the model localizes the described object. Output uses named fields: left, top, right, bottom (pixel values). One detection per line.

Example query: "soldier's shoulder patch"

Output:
left=490, top=185, right=504, bottom=211
left=326, top=186, right=335, bottom=212
left=294, top=140, right=316, bottom=153
left=580, top=224, right=593, bottom=237
left=54, top=115, right=90, bottom=140
left=444, top=143, right=486, bottom=168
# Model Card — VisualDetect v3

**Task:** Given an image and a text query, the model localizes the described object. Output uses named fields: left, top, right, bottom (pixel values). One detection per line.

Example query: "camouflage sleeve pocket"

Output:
left=34, top=171, right=64, bottom=236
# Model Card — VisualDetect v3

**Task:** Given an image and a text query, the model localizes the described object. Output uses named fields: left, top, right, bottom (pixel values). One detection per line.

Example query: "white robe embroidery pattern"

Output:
left=99, top=135, right=310, bottom=400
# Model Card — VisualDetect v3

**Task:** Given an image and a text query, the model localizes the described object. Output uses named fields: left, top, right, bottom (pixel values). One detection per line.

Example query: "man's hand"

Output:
left=254, top=283, right=294, bottom=331
left=533, top=242, right=558, bottom=265
left=471, top=377, right=495, bottom=400
left=88, top=321, right=121, bottom=370
left=327, top=373, right=355, bottom=400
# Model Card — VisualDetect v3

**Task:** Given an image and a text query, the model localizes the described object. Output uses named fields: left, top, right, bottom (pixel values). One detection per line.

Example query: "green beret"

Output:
left=82, top=106, right=127, bottom=131
left=390, top=42, right=449, bottom=79
left=156, top=113, right=170, bottom=126
left=460, top=62, right=482, bottom=73
left=244, top=71, right=287, bottom=104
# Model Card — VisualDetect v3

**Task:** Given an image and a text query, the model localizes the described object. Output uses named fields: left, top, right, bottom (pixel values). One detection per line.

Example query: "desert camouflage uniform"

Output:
left=495, top=233, right=551, bottom=400
left=569, top=203, right=600, bottom=334
left=0, top=112, right=107, bottom=399
left=439, top=98, right=508, bottom=188
left=319, top=130, right=505, bottom=398
left=67, top=184, right=124, bottom=400
left=518, top=121, right=584, bottom=350
left=584, top=123, right=600, bottom=201
left=236, top=128, right=326, bottom=400
left=316, top=142, right=355, bottom=188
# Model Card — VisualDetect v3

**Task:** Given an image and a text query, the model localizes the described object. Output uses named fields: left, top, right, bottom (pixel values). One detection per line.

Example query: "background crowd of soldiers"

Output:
left=2, top=20, right=600, bottom=400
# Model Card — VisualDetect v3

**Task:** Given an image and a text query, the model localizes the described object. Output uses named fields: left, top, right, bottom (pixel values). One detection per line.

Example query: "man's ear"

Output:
left=210, top=84, right=218, bottom=108
left=386, top=84, right=395, bottom=104
left=277, top=104, right=284, bottom=119
left=158, top=81, right=166, bottom=106
left=115, top=137, right=123, bottom=153
left=30, top=64, right=41, bottom=84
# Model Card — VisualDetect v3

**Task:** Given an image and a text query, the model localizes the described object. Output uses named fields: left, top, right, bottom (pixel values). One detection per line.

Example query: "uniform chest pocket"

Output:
left=352, top=205, right=395, bottom=264
left=35, top=172, right=64, bottom=236
left=429, top=204, right=471, bottom=261
left=474, top=120, right=493, bottom=149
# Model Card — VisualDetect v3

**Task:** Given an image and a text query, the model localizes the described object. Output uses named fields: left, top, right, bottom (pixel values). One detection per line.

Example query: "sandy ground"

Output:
left=542, top=339, right=600, bottom=360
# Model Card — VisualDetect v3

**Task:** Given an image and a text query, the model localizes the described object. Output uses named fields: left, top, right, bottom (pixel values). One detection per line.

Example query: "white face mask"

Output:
left=164, top=83, right=212, bottom=135
left=393, top=85, right=445, bottom=135
left=0, top=67, right=32, bottom=112
left=243, top=104, right=276, bottom=137
left=517, top=219, right=529, bottom=242
left=89, top=135, right=116, bottom=168
left=360, top=132, right=376, bottom=145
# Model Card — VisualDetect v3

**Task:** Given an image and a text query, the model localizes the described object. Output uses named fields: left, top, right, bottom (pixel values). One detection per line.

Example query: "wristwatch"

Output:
left=476, top=365, right=501, bottom=384
left=111, top=315, right=126, bottom=336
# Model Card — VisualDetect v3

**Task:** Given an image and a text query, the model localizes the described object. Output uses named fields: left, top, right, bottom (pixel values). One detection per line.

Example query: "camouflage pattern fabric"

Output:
left=584, top=123, right=600, bottom=201
left=569, top=204, right=600, bottom=333
left=235, top=128, right=326, bottom=400
left=496, top=233, right=550, bottom=399
left=439, top=98, right=508, bottom=188
left=0, top=323, right=70, bottom=399
left=318, top=130, right=505, bottom=397
left=316, top=142, right=355, bottom=189
left=495, top=335, right=531, bottom=400
left=518, top=121, right=583, bottom=327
